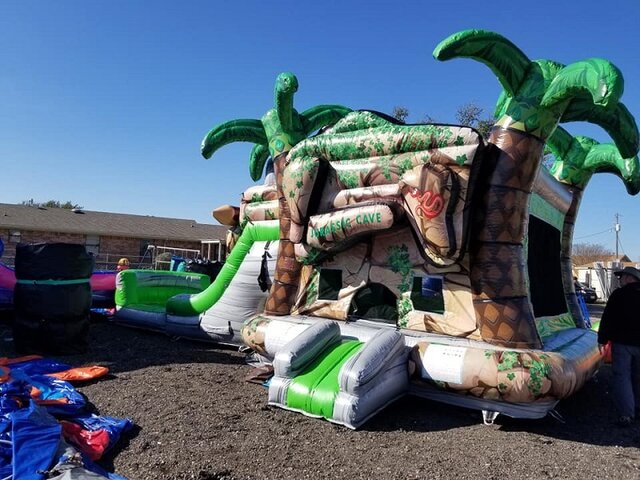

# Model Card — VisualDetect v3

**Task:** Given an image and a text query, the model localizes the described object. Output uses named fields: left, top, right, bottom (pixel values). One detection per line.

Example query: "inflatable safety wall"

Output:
left=13, top=243, right=94, bottom=354
left=114, top=269, right=210, bottom=330
left=201, top=30, right=640, bottom=423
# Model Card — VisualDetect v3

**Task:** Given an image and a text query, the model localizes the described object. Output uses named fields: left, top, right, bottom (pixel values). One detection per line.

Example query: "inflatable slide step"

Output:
left=268, top=320, right=409, bottom=429
left=286, top=340, right=363, bottom=418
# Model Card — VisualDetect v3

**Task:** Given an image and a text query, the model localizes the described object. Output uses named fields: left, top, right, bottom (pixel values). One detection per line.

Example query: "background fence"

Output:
left=2, top=242, right=225, bottom=271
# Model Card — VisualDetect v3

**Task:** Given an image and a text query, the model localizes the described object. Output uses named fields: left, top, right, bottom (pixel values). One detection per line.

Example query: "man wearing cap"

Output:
left=598, top=266, right=640, bottom=426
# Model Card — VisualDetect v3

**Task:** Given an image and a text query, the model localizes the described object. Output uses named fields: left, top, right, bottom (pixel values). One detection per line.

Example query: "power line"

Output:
left=618, top=237, right=626, bottom=257
left=574, top=228, right=613, bottom=240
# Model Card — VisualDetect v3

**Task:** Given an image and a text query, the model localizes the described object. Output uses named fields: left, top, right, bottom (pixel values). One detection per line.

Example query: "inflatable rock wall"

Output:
left=284, top=111, right=484, bottom=341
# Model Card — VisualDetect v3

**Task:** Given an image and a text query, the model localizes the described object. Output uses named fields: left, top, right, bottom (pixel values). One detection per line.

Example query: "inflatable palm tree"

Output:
left=201, top=72, right=352, bottom=315
left=434, top=29, right=639, bottom=348
left=546, top=126, right=640, bottom=325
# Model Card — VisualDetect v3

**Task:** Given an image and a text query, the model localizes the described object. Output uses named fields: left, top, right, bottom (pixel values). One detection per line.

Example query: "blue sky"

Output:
left=2, top=1, right=639, bottom=259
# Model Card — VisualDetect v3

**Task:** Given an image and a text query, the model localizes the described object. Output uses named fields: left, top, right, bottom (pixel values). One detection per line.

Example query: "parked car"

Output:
left=575, top=281, right=598, bottom=303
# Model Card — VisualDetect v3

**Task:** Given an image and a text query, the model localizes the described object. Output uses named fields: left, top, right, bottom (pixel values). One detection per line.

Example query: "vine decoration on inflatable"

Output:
left=280, top=109, right=482, bottom=269
left=433, top=29, right=639, bottom=348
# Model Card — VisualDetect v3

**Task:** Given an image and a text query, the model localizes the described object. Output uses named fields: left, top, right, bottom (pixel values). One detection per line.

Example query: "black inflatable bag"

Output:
left=15, top=283, right=92, bottom=317
left=13, top=242, right=93, bottom=354
left=15, top=242, right=94, bottom=280
left=13, top=312, right=90, bottom=355
left=185, top=259, right=223, bottom=282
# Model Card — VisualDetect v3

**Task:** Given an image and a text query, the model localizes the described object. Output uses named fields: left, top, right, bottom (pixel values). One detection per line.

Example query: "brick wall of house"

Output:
left=99, top=236, right=144, bottom=258
left=0, top=228, right=208, bottom=268
left=0, top=228, right=86, bottom=261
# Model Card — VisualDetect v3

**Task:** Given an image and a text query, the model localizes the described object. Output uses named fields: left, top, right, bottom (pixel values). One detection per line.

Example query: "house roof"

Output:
left=574, top=255, right=634, bottom=268
left=0, top=203, right=227, bottom=242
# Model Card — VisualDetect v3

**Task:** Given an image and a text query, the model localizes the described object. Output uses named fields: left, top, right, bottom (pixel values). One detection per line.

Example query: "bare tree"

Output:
left=418, top=114, right=437, bottom=124
left=391, top=106, right=409, bottom=123
left=455, top=103, right=494, bottom=139
left=572, top=243, right=613, bottom=266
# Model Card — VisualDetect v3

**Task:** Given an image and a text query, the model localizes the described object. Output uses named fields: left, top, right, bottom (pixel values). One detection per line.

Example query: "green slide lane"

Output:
left=286, top=340, right=363, bottom=419
left=166, top=220, right=280, bottom=316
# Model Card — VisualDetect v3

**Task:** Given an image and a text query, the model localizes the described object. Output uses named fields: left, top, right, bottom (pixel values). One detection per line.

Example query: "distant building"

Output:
left=0, top=203, right=227, bottom=269
left=574, top=255, right=637, bottom=301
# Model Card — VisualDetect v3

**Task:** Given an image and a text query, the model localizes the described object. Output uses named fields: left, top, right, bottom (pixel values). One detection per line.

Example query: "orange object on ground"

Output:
left=48, top=366, right=109, bottom=382
left=30, top=386, right=71, bottom=406
left=0, top=355, right=43, bottom=366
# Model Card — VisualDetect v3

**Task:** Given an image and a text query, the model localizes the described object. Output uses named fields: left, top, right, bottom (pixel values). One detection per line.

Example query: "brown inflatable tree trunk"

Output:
left=559, top=191, right=586, bottom=328
left=264, top=154, right=303, bottom=315
left=469, top=127, right=543, bottom=349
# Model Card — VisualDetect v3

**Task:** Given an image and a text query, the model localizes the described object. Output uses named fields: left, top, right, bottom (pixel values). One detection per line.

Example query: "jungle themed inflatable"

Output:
left=203, top=29, right=640, bottom=427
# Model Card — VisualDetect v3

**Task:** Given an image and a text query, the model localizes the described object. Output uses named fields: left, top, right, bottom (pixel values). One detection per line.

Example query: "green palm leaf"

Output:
left=560, top=100, right=639, bottom=158
left=547, top=127, right=601, bottom=159
left=584, top=144, right=640, bottom=195
left=201, top=72, right=351, bottom=180
left=433, top=29, right=530, bottom=95
left=249, top=144, right=270, bottom=181
left=300, top=105, right=353, bottom=136
left=201, top=119, right=266, bottom=159
left=547, top=126, right=640, bottom=194
left=494, top=90, right=511, bottom=119
left=541, top=58, right=624, bottom=109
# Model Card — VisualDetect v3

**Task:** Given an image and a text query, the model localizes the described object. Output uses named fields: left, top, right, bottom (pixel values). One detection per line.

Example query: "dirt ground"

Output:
left=2, top=306, right=640, bottom=480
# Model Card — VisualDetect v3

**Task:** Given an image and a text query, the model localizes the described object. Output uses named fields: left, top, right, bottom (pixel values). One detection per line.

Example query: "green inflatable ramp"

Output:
left=165, top=220, right=279, bottom=344
left=268, top=320, right=409, bottom=429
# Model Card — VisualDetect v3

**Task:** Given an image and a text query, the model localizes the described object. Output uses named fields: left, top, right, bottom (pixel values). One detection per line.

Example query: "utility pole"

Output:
left=614, top=213, right=621, bottom=258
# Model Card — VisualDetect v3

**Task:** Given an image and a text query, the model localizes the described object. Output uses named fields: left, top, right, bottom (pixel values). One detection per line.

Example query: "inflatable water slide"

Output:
left=114, top=183, right=281, bottom=343
left=198, top=29, right=640, bottom=427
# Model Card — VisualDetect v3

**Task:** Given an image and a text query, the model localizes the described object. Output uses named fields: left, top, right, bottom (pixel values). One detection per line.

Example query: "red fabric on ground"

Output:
left=61, top=421, right=111, bottom=460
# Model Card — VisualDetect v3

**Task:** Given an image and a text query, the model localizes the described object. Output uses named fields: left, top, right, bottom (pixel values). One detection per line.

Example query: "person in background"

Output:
left=116, top=258, right=130, bottom=272
left=598, top=266, right=640, bottom=427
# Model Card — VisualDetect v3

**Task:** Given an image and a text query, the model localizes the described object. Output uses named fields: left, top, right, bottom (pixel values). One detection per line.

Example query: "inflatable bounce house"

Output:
left=194, top=29, right=640, bottom=428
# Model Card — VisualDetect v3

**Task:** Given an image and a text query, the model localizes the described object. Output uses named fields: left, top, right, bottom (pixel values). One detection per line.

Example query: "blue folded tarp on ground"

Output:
left=0, top=358, right=132, bottom=479
left=10, top=400, right=62, bottom=480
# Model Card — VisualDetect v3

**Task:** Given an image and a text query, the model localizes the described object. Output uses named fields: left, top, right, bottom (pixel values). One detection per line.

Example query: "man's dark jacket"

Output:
left=598, top=282, right=640, bottom=346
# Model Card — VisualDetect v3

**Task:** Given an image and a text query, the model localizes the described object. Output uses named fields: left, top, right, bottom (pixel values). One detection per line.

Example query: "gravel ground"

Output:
left=2, top=305, right=640, bottom=480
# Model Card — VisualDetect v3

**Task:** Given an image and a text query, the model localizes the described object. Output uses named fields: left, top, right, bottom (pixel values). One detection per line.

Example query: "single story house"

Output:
left=574, top=255, right=637, bottom=301
left=0, top=203, right=228, bottom=269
